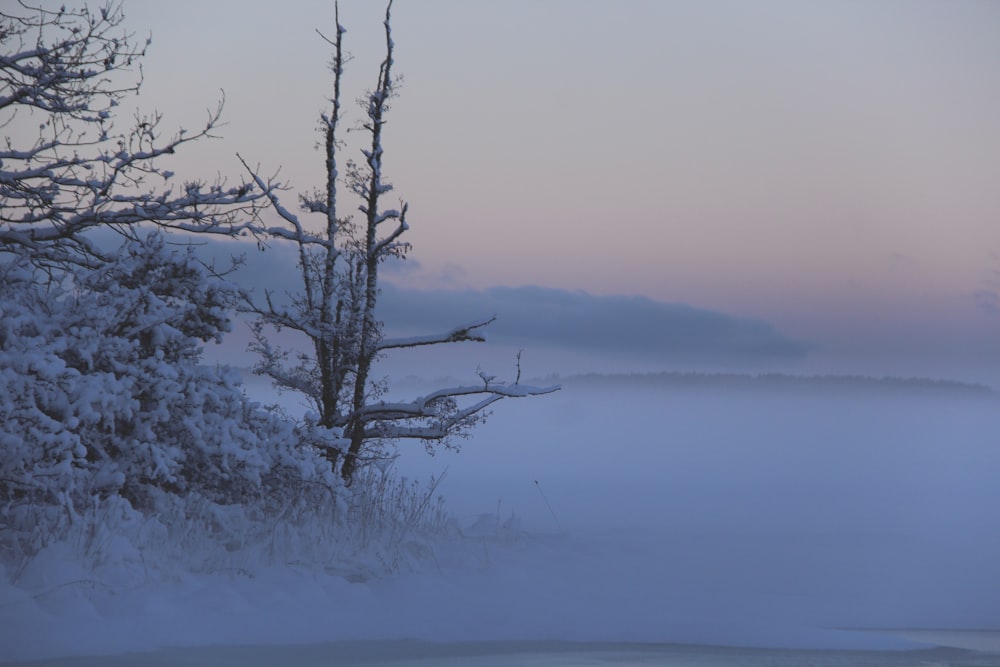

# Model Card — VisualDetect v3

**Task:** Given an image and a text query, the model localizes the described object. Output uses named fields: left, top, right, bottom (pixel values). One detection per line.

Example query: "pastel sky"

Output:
left=115, top=1, right=999, bottom=382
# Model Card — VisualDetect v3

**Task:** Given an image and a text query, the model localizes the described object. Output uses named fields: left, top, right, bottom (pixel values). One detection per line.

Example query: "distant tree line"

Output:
left=560, top=372, right=993, bottom=395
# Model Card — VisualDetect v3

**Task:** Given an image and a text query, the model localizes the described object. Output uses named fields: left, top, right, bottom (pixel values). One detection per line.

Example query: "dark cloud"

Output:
left=147, top=234, right=806, bottom=367
left=377, top=284, right=807, bottom=365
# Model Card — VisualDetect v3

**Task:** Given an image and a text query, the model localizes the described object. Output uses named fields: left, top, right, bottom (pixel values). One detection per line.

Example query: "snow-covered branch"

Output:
left=355, top=381, right=560, bottom=423
left=0, top=2, right=146, bottom=120
left=359, top=379, right=559, bottom=442
left=0, top=5, right=273, bottom=269
left=378, top=316, right=496, bottom=351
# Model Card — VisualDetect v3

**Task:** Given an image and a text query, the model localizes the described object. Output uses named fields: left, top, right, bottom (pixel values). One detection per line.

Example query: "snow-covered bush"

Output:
left=0, top=234, right=338, bottom=570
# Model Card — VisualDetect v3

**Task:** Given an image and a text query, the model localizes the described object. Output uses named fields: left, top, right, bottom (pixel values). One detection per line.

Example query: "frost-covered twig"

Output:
left=0, top=4, right=273, bottom=269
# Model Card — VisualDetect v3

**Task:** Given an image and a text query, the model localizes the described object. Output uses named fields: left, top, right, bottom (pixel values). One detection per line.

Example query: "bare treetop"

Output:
left=242, top=1, right=558, bottom=485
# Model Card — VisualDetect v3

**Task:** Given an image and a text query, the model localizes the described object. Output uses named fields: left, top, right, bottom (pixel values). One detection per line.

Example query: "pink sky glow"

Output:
left=111, top=0, right=999, bottom=382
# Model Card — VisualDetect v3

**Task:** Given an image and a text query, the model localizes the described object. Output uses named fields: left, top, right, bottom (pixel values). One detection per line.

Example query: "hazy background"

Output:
left=5, top=4, right=1000, bottom=659
left=231, top=372, right=1000, bottom=647
left=102, top=0, right=1000, bottom=386
left=116, top=6, right=1000, bottom=625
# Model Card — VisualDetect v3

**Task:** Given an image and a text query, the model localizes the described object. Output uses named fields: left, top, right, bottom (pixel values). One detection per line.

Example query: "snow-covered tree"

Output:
left=0, top=233, right=345, bottom=578
left=0, top=235, right=321, bottom=514
left=0, top=3, right=322, bottom=531
left=0, top=1, right=269, bottom=270
left=242, top=1, right=557, bottom=485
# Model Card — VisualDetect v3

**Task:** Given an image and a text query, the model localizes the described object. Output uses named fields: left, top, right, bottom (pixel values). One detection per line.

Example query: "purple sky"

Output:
left=117, top=0, right=999, bottom=383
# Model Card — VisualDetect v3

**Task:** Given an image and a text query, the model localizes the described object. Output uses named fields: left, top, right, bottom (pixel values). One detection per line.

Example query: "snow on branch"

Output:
left=378, top=316, right=497, bottom=351
left=0, top=7, right=274, bottom=268
left=0, top=2, right=147, bottom=120
left=359, top=379, right=560, bottom=442
left=356, top=381, right=560, bottom=423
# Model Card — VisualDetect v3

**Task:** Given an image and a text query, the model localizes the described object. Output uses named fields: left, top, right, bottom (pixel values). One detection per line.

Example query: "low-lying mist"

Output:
left=396, top=377, right=999, bottom=644
left=237, top=371, right=1000, bottom=647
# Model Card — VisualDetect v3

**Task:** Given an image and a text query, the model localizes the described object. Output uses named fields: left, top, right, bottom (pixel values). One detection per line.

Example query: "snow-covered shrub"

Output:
left=0, top=234, right=337, bottom=572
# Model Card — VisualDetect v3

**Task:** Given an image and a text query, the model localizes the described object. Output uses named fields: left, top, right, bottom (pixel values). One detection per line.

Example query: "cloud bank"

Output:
left=163, top=234, right=806, bottom=370
left=377, top=283, right=807, bottom=366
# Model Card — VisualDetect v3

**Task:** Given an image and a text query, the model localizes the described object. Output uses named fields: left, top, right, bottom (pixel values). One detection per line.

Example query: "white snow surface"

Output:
left=3, top=380, right=999, bottom=665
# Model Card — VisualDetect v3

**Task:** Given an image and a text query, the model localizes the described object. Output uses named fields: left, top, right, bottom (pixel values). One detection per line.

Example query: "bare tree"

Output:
left=0, top=1, right=269, bottom=270
left=242, top=1, right=557, bottom=485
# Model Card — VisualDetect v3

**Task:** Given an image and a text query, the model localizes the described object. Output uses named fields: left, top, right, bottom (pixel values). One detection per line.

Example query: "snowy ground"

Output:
left=3, top=378, right=999, bottom=665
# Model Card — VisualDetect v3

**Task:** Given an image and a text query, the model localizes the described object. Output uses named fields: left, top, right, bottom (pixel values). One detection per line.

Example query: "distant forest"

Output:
left=537, top=372, right=996, bottom=396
